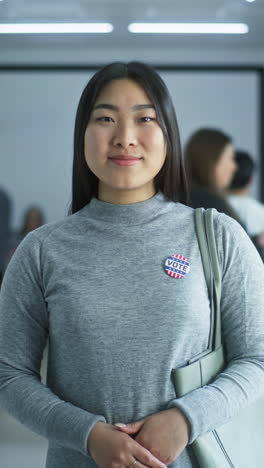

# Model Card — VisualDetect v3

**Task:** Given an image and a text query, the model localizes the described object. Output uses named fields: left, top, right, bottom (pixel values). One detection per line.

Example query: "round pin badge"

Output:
left=164, top=254, right=190, bottom=279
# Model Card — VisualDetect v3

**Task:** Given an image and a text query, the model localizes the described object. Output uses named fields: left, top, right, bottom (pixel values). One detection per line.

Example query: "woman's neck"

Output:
left=98, top=186, right=156, bottom=205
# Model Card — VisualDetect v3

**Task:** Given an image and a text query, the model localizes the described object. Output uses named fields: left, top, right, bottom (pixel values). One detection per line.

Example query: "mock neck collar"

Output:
left=79, top=192, right=170, bottom=225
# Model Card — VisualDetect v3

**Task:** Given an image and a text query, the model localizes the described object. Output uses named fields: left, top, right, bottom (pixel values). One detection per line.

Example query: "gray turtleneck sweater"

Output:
left=0, top=193, right=264, bottom=468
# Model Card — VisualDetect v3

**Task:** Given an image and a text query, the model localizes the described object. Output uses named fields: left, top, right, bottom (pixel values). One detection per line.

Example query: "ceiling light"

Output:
left=245, top=0, right=255, bottom=3
left=128, top=23, right=249, bottom=34
left=0, top=23, right=113, bottom=34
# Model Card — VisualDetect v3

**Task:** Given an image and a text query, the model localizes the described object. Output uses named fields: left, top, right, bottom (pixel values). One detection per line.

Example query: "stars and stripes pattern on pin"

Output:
left=164, top=254, right=190, bottom=279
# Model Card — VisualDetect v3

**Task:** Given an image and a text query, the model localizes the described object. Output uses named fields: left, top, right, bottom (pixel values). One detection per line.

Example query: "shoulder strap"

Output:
left=194, top=208, right=222, bottom=350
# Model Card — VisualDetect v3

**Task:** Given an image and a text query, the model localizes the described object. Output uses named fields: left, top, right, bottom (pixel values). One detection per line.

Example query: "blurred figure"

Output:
left=19, top=205, right=45, bottom=240
left=7, top=206, right=45, bottom=263
left=0, top=187, right=12, bottom=282
left=226, top=150, right=264, bottom=247
left=184, top=127, right=239, bottom=220
left=185, top=130, right=264, bottom=259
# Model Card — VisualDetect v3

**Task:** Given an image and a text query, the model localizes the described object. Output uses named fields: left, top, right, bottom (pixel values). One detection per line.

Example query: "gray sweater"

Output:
left=0, top=193, right=264, bottom=468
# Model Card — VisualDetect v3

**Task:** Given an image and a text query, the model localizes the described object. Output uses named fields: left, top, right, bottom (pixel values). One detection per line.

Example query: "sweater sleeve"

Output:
left=167, top=213, right=264, bottom=443
left=0, top=231, right=106, bottom=457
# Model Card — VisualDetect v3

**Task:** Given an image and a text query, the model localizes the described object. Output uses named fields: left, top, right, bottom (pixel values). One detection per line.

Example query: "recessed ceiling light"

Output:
left=128, top=23, right=249, bottom=34
left=0, top=23, right=114, bottom=34
left=245, top=0, right=255, bottom=3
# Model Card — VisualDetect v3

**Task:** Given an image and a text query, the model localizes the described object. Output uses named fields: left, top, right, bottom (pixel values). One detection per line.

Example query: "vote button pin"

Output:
left=164, top=254, right=190, bottom=279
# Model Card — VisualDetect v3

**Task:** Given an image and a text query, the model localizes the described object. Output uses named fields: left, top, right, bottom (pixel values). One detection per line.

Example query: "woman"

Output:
left=0, top=62, right=264, bottom=468
left=185, top=128, right=264, bottom=259
left=184, top=128, right=239, bottom=219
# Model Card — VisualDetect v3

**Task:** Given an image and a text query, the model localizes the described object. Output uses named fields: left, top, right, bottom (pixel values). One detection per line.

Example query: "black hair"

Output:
left=229, top=150, right=255, bottom=190
left=69, top=61, right=188, bottom=213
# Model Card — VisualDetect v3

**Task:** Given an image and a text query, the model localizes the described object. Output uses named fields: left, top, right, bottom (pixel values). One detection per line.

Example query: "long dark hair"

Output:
left=185, top=128, right=232, bottom=189
left=70, top=62, right=188, bottom=214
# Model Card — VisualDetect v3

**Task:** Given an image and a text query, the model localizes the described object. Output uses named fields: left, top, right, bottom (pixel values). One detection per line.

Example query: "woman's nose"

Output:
left=112, top=122, right=137, bottom=148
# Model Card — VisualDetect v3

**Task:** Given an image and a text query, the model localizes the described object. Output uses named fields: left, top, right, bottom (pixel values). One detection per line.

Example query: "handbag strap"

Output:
left=194, top=208, right=222, bottom=351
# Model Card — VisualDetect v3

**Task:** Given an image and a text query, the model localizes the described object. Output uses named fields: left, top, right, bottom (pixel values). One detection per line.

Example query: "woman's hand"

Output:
left=87, top=421, right=167, bottom=468
left=115, top=409, right=190, bottom=465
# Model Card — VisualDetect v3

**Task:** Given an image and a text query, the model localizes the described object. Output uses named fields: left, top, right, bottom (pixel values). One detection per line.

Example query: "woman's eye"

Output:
left=140, top=116, right=155, bottom=122
left=96, top=116, right=114, bottom=122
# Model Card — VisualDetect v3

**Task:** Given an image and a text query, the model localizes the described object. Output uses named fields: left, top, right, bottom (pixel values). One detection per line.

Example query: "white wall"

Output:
left=0, top=68, right=260, bottom=229
left=1, top=42, right=263, bottom=230
left=1, top=45, right=264, bottom=66
left=0, top=43, right=263, bottom=466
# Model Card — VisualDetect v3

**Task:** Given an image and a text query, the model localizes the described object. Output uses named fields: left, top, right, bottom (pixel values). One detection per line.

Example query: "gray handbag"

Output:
left=173, top=208, right=264, bottom=468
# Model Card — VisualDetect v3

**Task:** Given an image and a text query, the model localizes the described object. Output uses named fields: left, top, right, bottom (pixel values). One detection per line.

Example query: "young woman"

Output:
left=0, top=62, right=264, bottom=468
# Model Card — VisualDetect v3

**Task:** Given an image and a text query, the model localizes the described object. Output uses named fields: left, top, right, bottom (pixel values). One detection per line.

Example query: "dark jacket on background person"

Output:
left=189, top=186, right=241, bottom=221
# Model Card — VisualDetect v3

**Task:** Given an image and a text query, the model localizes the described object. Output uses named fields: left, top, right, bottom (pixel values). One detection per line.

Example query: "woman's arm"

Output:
left=0, top=231, right=167, bottom=468
left=116, top=213, right=264, bottom=460
left=0, top=232, right=105, bottom=457
left=167, top=213, right=264, bottom=442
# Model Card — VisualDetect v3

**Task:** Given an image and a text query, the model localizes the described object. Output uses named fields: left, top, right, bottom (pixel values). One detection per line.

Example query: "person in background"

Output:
left=0, top=62, right=264, bottom=468
left=184, top=128, right=264, bottom=259
left=6, top=205, right=45, bottom=264
left=0, top=187, right=12, bottom=285
left=226, top=150, right=264, bottom=247
left=19, top=205, right=45, bottom=240
left=184, top=128, right=239, bottom=219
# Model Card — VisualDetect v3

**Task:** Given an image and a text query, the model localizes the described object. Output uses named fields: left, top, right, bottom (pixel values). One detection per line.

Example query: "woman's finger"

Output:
left=131, top=461, right=152, bottom=468
left=133, top=440, right=167, bottom=468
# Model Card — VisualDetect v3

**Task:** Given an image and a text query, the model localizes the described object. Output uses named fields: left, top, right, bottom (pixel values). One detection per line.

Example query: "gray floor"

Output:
left=0, top=351, right=48, bottom=467
left=0, top=410, right=48, bottom=467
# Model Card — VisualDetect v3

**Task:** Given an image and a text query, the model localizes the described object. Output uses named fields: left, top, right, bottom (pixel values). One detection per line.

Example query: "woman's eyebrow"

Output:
left=132, top=104, right=155, bottom=111
left=93, top=103, right=155, bottom=111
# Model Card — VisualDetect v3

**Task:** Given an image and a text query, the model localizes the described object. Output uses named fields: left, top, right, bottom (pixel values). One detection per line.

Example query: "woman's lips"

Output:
left=109, top=157, right=142, bottom=167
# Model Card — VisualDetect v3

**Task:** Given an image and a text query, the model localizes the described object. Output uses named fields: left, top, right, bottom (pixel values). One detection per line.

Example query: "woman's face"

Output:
left=213, top=143, right=237, bottom=191
left=84, top=78, right=167, bottom=203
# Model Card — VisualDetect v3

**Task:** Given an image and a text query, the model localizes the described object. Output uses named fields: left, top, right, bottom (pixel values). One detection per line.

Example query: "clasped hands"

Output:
left=87, top=408, right=190, bottom=468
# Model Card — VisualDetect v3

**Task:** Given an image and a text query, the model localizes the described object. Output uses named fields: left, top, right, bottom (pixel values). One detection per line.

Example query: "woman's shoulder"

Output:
left=212, top=210, right=264, bottom=272
left=13, top=211, right=83, bottom=254
left=210, top=209, right=249, bottom=243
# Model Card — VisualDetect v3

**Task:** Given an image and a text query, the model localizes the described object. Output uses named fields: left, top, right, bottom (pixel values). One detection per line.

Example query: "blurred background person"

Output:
left=7, top=205, right=46, bottom=263
left=0, top=186, right=12, bottom=286
left=19, top=205, right=45, bottom=240
left=184, top=127, right=264, bottom=260
left=184, top=127, right=239, bottom=219
left=226, top=150, right=264, bottom=248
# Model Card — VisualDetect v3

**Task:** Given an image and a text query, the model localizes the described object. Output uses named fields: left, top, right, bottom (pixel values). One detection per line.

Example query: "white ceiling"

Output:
left=0, top=0, right=264, bottom=53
